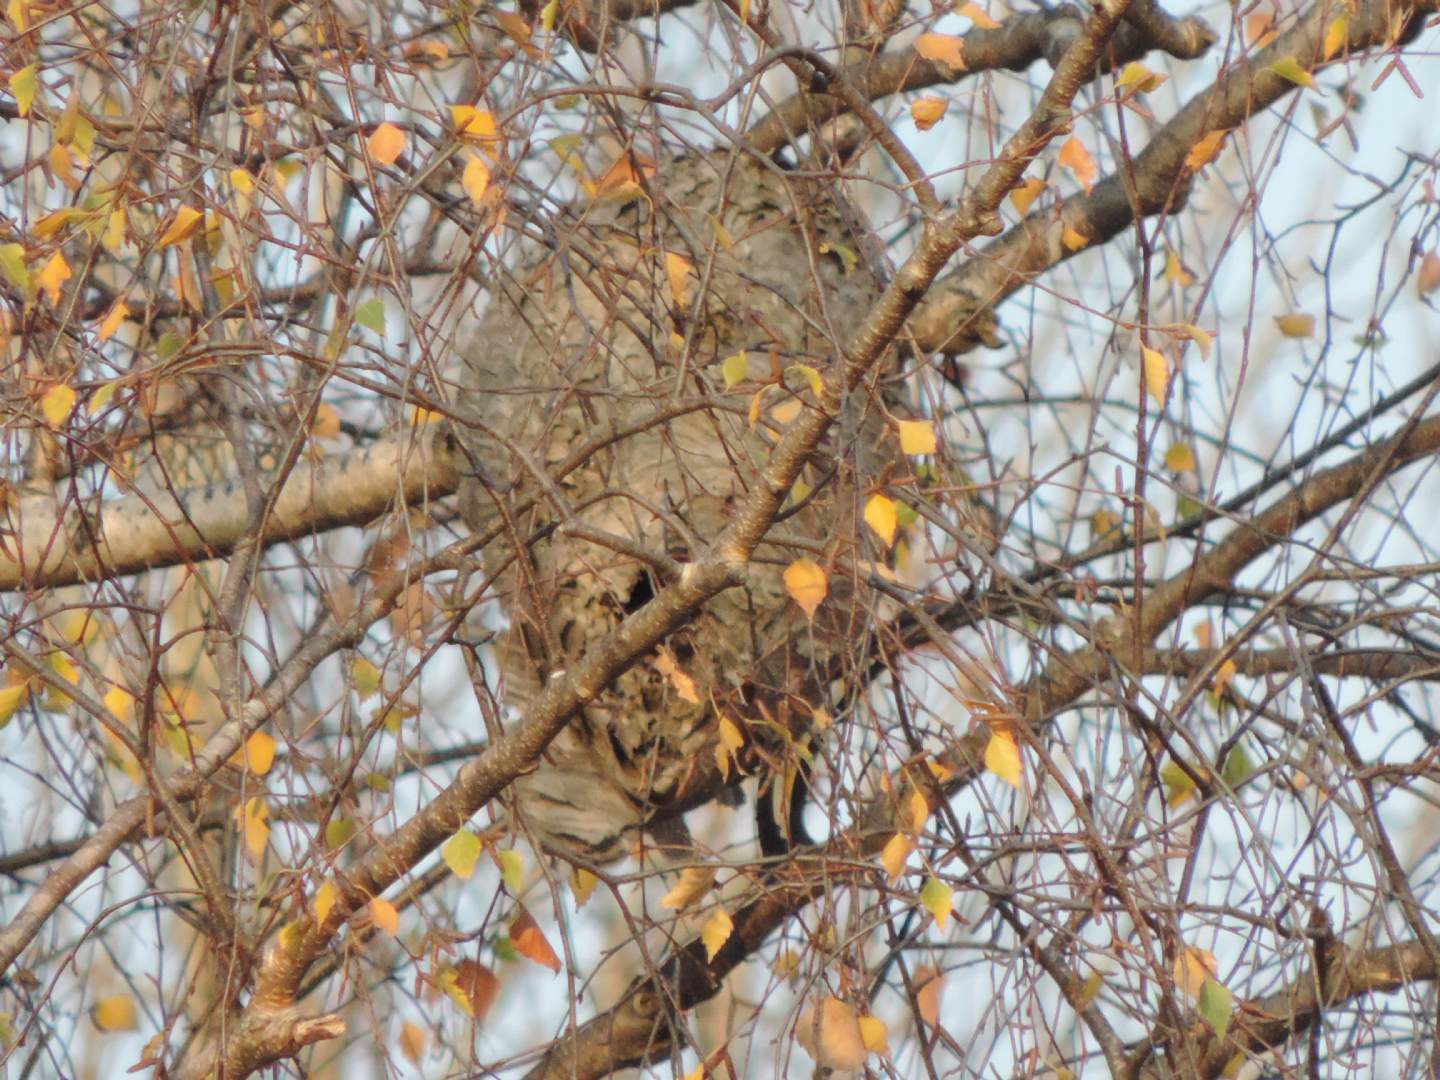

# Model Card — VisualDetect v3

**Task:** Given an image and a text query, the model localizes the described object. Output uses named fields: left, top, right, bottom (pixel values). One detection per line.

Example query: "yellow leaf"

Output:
left=1163, top=250, right=1194, bottom=288
left=496, top=847, right=524, bottom=892
left=8, top=0, right=29, bottom=32
left=1061, top=224, right=1088, bottom=251
left=880, top=833, right=913, bottom=881
left=37, top=251, right=71, bottom=305
left=1141, top=345, right=1169, bottom=407
left=796, top=997, right=868, bottom=1071
left=954, top=1, right=999, bottom=28
left=858, top=1015, right=889, bottom=1054
left=570, top=867, right=598, bottom=908
left=236, top=797, right=269, bottom=862
left=510, top=907, right=561, bottom=972
left=398, top=1020, right=426, bottom=1065
left=664, top=251, right=696, bottom=308
left=910, top=96, right=947, bottom=131
left=157, top=206, right=203, bottom=248
left=442, top=829, right=482, bottom=879
left=684, top=1068, right=703, bottom=1080
left=101, top=207, right=127, bottom=254
left=1322, top=15, right=1348, bottom=59
left=40, top=383, right=76, bottom=428
left=229, top=167, right=254, bottom=195
left=864, top=494, right=898, bottom=547
left=783, top=558, right=828, bottom=619
left=897, top=418, right=937, bottom=455
left=985, top=730, right=1022, bottom=787
left=789, top=363, right=823, bottom=397
left=1184, top=130, right=1227, bottom=171
left=654, top=648, right=701, bottom=704
left=462, top=153, right=491, bottom=204
left=0, top=683, right=28, bottom=727
left=907, top=788, right=929, bottom=834
left=370, top=897, right=400, bottom=936
left=452, top=105, right=499, bottom=145
left=367, top=122, right=405, bottom=164
left=1174, top=946, right=1217, bottom=997
left=1164, top=443, right=1196, bottom=472
left=1267, top=56, right=1316, bottom=89
left=49, top=142, right=77, bottom=191
left=701, top=907, right=733, bottom=961
left=914, top=32, right=965, bottom=72
left=33, top=207, right=89, bottom=239
left=718, top=713, right=745, bottom=754
left=1213, top=658, right=1238, bottom=698
left=661, top=865, right=717, bottom=910
left=244, top=730, right=276, bottom=775
left=91, top=994, right=138, bottom=1032
left=540, top=0, right=558, bottom=32
left=1172, top=322, right=1213, bottom=359
left=310, top=402, right=341, bottom=438
left=1116, top=61, right=1166, bottom=93
left=97, top=300, right=128, bottom=343
left=1058, top=136, right=1096, bottom=194
left=9, top=65, right=38, bottom=117
left=1077, top=970, right=1103, bottom=1007
left=714, top=742, right=730, bottom=780
left=351, top=657, right=381, bottom=699
left=1010, top=177, right=1044, bottom=215
left=1274, top=312, right=1314, bottom=338
left=314, top=880, right=336, bottom=925
left=919, top=876, right=953, bottom=930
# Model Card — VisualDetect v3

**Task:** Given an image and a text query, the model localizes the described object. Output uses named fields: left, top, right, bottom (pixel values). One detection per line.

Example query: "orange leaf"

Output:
left=654, top=648, right=701, bottom=704
left=370, top=897, right=400, bottom=935
left=914, top=33, right=965, bottom=72
left=1061, top=224, right=1088, bottom=252
left=914, top=965, right=944, bottom=1026
left=97, top=299, right=128, bottom=342
left=1009, top=177, right=1044, bottom=215
left=1419, top=251, right=1440, bottom=297
left=910, top=97, right=948, bottom=131
left=510, top=908, right=561, bottom=973
left=244, top=730, right=276, bottom=775
left=1184, top=130, right=1227, bottom=171
left=1174, top=946, right=1217, bottom=997
left=880, top=833, right=913, bottom=881
left=367, top=122, right=405, bottom=165
left=664, top=251, right=696, bottom=308
left=783, top=558, right=828, bottom=619
left=954, top=1, right=998, bottom=28
left=1058, top=136, right=1096, bottom=194
left=398, top=1020, right=426, bottom=1065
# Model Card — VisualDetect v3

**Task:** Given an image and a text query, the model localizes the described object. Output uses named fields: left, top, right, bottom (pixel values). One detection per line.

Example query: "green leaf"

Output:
left=0, top=243, right=30, bottom=294
left=1197, top=977, right=1233, bottom=1038
left=325, top=817, right=356, bottom=850
left=355, top=297, right=386, bottom=337
left=1221, top=745, right=1254, bottom=788
left=1268, top=56, right=1316, bottom=89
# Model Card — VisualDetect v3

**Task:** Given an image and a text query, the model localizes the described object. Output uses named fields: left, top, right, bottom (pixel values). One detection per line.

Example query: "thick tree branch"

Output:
left=0, top=429, right=459, bottom=592
left=910, top=0, right=1437, bottom=355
